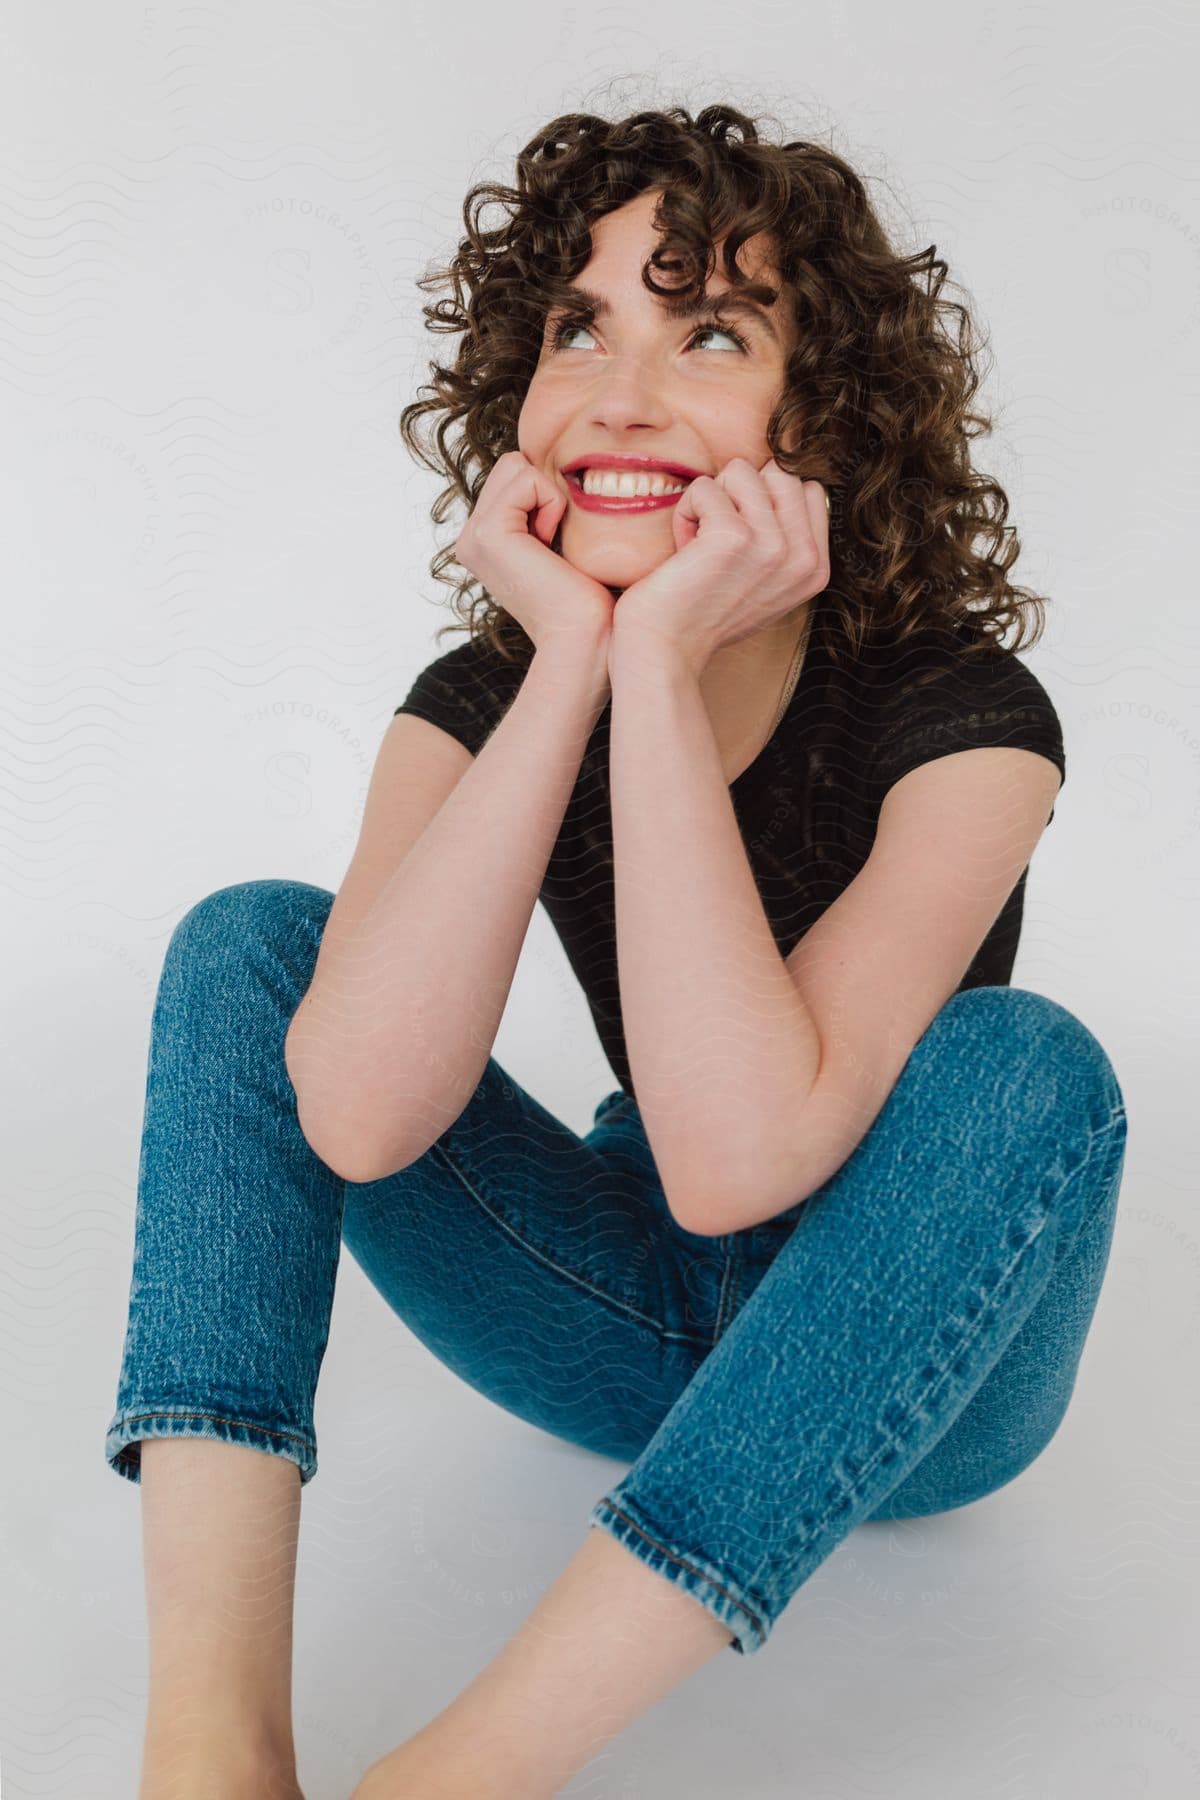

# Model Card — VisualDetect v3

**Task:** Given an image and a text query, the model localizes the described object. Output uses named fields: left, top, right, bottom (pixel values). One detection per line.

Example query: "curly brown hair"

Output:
left=399, top=102, right=1049, bottom=672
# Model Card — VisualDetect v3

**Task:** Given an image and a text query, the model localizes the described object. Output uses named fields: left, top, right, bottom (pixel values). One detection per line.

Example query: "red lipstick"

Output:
left=561, top=452, right=701, bottom=514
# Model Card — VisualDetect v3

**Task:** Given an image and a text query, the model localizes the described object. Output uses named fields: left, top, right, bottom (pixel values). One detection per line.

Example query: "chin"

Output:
left=559, top=534, right=667, bottom=591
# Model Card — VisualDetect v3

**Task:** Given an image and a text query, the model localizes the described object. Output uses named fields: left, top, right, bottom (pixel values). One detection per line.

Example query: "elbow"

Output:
left=295, top=1087, right=470, bottom=1186
left=670, top=1187, right=796, bottom=1240
left=286, top=1041, right=437, bottom=1184
left=294, top=1109, right=399, bottom=1185
left=673, top=1201, right=732, bottom=1239
left=663, top=1133, right=816, bottom=1239
left=293, top=1089, right=425, bottom=1185
left=309, top=1132, right=422, bottom=1187
left=677, top=1181, right=810, bottom=1240
left=285, top=1024, right=484, bottom=1186
left=652, top=1117, right=775, bottom=1238
left=662, top=1167, right=739, bottom=1239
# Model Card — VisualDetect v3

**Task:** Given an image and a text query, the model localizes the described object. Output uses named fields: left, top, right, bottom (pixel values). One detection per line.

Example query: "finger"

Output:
left=531, top=495, right=564, bottom=546
left=500, top=456, right=563, bottom=543
left=759, top=460, right=829, bottom=508
left=673, top=471, right=736, bottom=534
left=531, top=467, right=567, bottom=544
left=759, top=457, right=816, bottom=516
left=717, top=456, right=786, bottom=550
left=761, top=463, right=830, bottom=552
left=800, top=478, right=831, bottom=546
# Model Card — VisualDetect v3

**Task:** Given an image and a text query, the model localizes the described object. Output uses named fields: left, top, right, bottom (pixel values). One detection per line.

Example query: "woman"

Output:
left=106, top=105, right=1127, bottom=1799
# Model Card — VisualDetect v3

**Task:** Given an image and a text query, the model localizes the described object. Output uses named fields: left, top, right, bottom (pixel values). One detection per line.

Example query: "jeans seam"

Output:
left=795, top=1188, right=1078, bottom=1557
left=429, top=1140, right=714, bottom=1353
left=109, top=1409, right=315, bottom=1455
left=1049, top=1108, right=1128, bottom=1254
left=713, top=1241, right=742, bottom=1345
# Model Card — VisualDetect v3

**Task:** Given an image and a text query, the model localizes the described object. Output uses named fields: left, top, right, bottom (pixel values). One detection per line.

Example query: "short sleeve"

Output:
left=392, top=636, right=523, bottom=759
left=870, top=638, right=1066, bottom=821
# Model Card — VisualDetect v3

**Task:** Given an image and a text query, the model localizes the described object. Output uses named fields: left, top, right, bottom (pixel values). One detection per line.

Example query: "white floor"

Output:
left=9, top=1171, right=1195, bottom=1800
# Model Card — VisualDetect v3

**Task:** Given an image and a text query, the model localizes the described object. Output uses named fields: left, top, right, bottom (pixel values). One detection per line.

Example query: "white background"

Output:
left=2, top=6, right=1197, bottom=1797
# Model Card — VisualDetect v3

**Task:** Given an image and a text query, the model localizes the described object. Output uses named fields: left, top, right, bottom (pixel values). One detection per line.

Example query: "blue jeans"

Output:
left=104, top=879, right=1128, bottom=1657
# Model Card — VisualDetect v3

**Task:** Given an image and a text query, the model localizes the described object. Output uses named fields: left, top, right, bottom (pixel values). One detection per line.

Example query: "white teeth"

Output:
left=578, top=467, right=687, bottom=497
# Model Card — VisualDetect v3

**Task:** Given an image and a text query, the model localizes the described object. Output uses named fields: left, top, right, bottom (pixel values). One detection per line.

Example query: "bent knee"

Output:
left=923, top=985, right=1126, bottom=1137
left=172, top=878, right=334, bottom=950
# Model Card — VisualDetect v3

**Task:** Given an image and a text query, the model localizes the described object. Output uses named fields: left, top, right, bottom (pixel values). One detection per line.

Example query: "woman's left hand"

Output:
left=609, top=457, right=831, bottom=676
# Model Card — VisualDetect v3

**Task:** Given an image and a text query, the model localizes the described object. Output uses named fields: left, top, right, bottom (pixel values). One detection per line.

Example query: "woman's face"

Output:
left=517, top=188, right=797, bottom=597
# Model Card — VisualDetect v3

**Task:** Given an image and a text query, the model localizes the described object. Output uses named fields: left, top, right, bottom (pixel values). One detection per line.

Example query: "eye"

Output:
left=548, top=316, right=594, bottom=351
left=688, top=321, right=750, bottom=354
left=546, top=314, right=750, bottom=355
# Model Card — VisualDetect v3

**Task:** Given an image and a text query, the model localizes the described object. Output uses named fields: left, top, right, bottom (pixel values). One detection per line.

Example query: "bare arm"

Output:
left=286, top=634, right=610, bottom=1183
left=607, top=622, right=821, bottom=1233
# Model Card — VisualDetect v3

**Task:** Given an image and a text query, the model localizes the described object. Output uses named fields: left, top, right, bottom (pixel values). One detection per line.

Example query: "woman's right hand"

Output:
left=452, top=451, right=616, bottom=660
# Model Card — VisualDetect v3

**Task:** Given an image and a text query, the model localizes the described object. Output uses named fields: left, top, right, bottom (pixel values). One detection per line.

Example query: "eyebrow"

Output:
left=548, top=282, right=783, bottom=346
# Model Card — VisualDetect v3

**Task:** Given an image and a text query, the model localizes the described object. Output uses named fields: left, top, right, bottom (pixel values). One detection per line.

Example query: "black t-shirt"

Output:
left=393, top=590, right=1066, bottom=1102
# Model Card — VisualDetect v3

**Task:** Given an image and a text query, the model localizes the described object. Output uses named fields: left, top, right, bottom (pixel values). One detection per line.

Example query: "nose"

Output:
left=584, top=349, right=674, bottom=434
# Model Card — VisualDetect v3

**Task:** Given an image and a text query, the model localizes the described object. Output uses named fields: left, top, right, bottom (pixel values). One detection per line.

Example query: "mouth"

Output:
left=563, top=463, right=697, bottom=514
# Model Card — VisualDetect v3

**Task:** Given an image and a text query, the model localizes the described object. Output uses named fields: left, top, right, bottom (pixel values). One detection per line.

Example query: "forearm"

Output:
left=291, top=637, right=610, bottom=1182
left=607, top=627, right=822, bottom=1232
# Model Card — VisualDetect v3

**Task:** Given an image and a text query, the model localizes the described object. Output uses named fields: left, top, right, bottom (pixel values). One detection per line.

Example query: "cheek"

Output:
left=515, top=386, right=553, bottom=457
